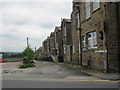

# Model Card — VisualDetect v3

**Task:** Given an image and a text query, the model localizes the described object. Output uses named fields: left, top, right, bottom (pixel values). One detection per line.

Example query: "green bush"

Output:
left=19, top=63, right=36, bottom=69
left=23, top=47, right=35, bottom=61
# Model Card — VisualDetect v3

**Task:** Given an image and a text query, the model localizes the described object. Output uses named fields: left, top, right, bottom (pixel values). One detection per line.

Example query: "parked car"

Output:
left=0, top=59, right=5, bottom=62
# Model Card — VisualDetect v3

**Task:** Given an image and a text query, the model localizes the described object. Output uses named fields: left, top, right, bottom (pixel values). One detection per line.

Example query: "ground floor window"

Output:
left=82, top=35, right=86, bottom=49
left=87, top=31, right=97, bottom=49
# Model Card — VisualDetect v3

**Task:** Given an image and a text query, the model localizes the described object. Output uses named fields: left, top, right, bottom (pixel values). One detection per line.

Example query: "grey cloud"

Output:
left=2, top=34, right=24, bottom=41
left=1, top=0, right=72, bottom=3
left=0, top=1, right=71, bottom=52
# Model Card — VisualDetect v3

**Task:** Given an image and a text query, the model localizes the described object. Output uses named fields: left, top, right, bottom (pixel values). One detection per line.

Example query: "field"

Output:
left=4, top=58, right=22, bottom=62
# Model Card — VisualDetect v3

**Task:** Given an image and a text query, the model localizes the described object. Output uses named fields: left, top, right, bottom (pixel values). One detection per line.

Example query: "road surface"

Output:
left=1, top=61, right=119, bottom=88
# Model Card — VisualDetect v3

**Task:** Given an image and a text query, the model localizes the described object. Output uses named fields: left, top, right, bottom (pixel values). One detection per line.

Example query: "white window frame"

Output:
left=82, top=36, right=86, bottom=49
left=77, top=12, right=80, bottom=28
left=87, top=31, right=97, bottom=49
left=64, top=23, right=66, bottom=36
left=85, top=0, right=91, bottom=19
left=93, top=0, right=100, bottom=11
left=93, top=31, right=97, bottom=47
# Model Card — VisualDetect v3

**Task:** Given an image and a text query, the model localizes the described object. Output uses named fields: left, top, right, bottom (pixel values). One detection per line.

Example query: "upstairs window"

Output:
left=85, top=0, right=90, bottom=19
left=87, top=31, right=97, bottom=49
left=64, top=24, right=66, bottom=36
left=76, top=12, right=80, bottom=29
left=93, top=0, right=100, bottom=11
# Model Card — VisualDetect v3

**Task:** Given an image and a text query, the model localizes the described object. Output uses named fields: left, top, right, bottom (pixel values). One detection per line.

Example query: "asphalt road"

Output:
left=2, top=80, right=118, bottom=88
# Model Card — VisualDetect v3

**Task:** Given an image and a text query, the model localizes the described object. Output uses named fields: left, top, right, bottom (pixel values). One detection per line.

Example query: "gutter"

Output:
left=117, top=2, right=120, bottom=73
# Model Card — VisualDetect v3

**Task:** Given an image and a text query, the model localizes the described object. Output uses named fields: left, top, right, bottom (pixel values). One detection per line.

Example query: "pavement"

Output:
left=57, top=62, right=119, bottom=81
left=80, top=68, right=119, bottom=81
left=1, top=61, right=119, bottom=88
left=1, top=61, right=119, bottom=81
left=2, top=61, right=100, bottom=80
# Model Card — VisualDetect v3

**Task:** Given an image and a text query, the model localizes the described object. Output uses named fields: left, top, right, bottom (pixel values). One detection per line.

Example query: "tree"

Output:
left=19, top=47, right=36, bottom=68
left=23, top=47, right=35, bottom=62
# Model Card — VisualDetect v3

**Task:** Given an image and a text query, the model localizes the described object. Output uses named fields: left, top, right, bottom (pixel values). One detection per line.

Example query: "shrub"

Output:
left=19, top=63, right=36, bottom=69
left=23, top=47, right=35, bottom=62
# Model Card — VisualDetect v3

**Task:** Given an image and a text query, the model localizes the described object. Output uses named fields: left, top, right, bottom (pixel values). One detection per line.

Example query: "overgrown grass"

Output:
left=19, top=63, right=36, bottom=69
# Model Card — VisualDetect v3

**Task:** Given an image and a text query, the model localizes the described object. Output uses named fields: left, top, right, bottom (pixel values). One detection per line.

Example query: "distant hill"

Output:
left=0, top=51, right=22, bottom=54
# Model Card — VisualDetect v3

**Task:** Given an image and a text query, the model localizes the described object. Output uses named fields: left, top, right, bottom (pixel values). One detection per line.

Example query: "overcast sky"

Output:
left=0, top=0, right=72, bottom=52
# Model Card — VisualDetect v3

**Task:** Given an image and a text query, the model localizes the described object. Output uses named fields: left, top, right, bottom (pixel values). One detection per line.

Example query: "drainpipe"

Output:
left=75, top=3, right=82, bottom=66
left=103, top=3, right=108, bottom=73
left=78, top=6, right=82, bottom=66
left=117, top=2, right=120, bottom=73
left=78, top=4, right=82, bottom=66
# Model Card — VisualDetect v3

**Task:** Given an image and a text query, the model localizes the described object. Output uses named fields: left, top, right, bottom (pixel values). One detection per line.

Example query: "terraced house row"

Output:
left=36, top=1, right=120, bottom=73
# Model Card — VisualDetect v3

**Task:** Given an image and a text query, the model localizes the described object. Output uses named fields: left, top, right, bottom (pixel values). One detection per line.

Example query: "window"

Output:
left=87, top=31, right=97, bottom=49
left=85, top=0, right=90, bottom=19
left=64, top=27, right=66, bottom=36
left=64, top=24, right=66, bottom=36
left=82, top=36, right=86, bottom=49
left=63, top=45, right=66, bottom=54
left=73, top=44, right=75, bottom=53
left=93, top=0, right=100, bottom=11
left=76, top=12, right=80, bottom=28
left=55, top=49, right=57, bottom=55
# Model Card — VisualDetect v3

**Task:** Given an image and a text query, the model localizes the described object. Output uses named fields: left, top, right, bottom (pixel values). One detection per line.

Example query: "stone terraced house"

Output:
left=61, top=19, right=72, bottom=62
left=71, top=0, right=119, bottom=72
left=37, top=1, right=119, bottom=72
